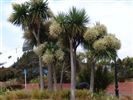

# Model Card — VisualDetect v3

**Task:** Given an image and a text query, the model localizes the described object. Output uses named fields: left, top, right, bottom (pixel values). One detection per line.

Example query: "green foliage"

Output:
left=52, top=89, right=70, bottom=99
left=54, top=6, right=89, bottom=45
left=9, top=0, right=51, bottom=47
left=0, top=88, right=9, bottom=95
left=12, top=90, right=30, bottom=99
left=66, top=7, right=89, bottom=38
left=117, top=57, right=133, bottom=81
left=31, top=89, right=50, bottom=99
left=93, top=34, right=121, bottom=52
left=49, top=20, right=62, bottom=38
left=39, top=41, right=65, bottom=65
left=33, top=43, right=46, bottom=56
left=0, top=79, right=23, bottom=91
left=83, top=23, right=121, bottom=61
left=30, top=77, right=40, bottom=83
left=78, top=67, right=90, bottom=83
left=93, top=38, right=107, bottom=51
left=84, top=23, right=107, bottom=44
left=55, top=49, right=64, bottom=61
left=92, top=92, right=118, bottom=100
left=0, top=68, right=16, bottom=82
left=94, top=66, right=114, bottom=92
left=0, top=89, right=118, bottom=100
left=77, top=65, right=114, bottom=92
left=23, top=30, right=33, bottom=40
left=94, top=22, right=107, bottom=36
left=75, top=89, right=91, bottom=99
left=42, top=50, right=54, bottom=64
left=84, top=27, right=99, bottom=43
left=12, top=51, right=40, bottom=82
left=4, top=90, right=32, bottom=100
left=8, top=3, right=29, bottom=27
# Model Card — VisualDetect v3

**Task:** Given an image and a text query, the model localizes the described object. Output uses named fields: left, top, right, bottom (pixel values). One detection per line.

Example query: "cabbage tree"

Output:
left=84, top=23, right=121, bottom=92
left=49, top=7, right=89, bottom=100
left=8, top=0, right=53, bottom=90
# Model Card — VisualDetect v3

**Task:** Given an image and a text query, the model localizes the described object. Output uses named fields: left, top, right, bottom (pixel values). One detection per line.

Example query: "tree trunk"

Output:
left=39, top=56, right=44, bottom=90
left=70, top=39, right=75, bottom=100
left=73, top=49, right=76, bottom=79
left=53, top=66, right=57, bottom=91
left=60, top=62, right=65, bottom=89
left=90, top=62, right=95, bottom=92
left=32, top=28, right=44, bottom=90
left=48, top=64, right=53, bottom=91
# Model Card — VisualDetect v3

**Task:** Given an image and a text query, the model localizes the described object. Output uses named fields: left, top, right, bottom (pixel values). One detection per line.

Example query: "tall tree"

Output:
left=83, top=22, right=121, bottom=92
left=8, top=0, right=52, bottom=90
left=34, top=41, right=65, bottom=91
left=49, top=7, right=89, bottom=100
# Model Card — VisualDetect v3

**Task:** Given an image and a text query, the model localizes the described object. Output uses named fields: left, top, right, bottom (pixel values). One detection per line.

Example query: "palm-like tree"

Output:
left=9, top=0, right=52, bottom=90
left=51, top=7, right=89, bottom=100
left=83, top=23, right=121, bottom=92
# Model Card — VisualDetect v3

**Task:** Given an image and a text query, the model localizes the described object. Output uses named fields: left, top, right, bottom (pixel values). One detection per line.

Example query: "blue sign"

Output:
left=24, top=69, right=27, bottom=75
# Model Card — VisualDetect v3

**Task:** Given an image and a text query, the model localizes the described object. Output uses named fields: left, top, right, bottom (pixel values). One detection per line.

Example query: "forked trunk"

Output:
left=70, top=39, right=76, bottom=100
left=48, top=64, right=53, bottom=91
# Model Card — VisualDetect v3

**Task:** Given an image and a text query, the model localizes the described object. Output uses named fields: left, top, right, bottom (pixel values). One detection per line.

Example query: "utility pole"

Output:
left=24, top=69, right=27, bottom=89
left=114, top=57, right=119, bottom=97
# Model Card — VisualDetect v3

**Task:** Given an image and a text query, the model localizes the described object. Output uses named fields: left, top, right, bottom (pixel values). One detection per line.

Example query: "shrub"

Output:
left=93, top=92, right=118, bottom=100
left=78, top=66, right=114, bottom=92
left=0, top=95, right=4, bottom=100
left=14, top=90, right=30, bottom=99
left=0, top=87, right=9, bottom=95
left=6, top=84, right=24, bottom=90
left=52, top=89, right=70, bottom=100
left=31, top=89, right=50, bottom=99
left=76, top=89, right=91, bottom=99
left=0, top=89, right=119, bottom=100
left=4, top=91, right=17, bottom=100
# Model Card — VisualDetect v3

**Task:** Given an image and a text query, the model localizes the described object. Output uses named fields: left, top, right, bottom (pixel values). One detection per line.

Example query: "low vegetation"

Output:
left=0, top=89, right=119, bottom=100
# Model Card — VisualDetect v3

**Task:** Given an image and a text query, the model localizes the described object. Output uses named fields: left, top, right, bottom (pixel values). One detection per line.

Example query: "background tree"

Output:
left=117, top=57, right=133, bottom=81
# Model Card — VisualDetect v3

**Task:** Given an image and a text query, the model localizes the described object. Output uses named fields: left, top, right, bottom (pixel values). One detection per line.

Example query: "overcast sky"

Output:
left=0, top=0, right=133, bottom=67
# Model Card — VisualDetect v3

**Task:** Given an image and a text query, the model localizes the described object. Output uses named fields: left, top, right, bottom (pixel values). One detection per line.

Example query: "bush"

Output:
left=94, top=67, right=114, bottom=92
left=0, top=89, right=119, bottom=100
left=0, top=80, right=24, bottom=91
left=0, top=68, right=16, bottom=82
left=76, top=89, right=91, bottom=99
left=0, top=88, right=9, bottom=95
left=31, top=89, right=50, bottom=99
left=52, top=89, right=70, bottom=100
left=6, top=84, right=24, bottom=90
left=78, top=66, right=114, bottom=92
left=15, top=90, right=30, bottom=99
left=93, top=92, right=118, bottom=100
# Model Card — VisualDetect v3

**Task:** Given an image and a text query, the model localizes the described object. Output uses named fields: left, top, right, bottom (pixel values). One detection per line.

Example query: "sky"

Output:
left=0, top=0, right=133, bottom=67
